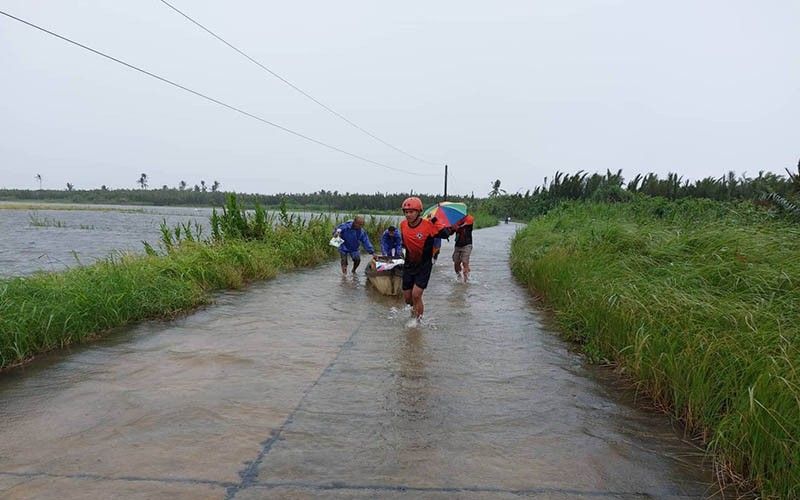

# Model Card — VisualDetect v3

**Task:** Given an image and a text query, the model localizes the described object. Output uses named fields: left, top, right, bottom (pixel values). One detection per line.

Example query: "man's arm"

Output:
left=434, top=226, right=453, bottom=239
left=333, top=222, right=346, bottom=236
left=360, top=230, right=375, bottom=254
left=380, top=234, right=390, bottom=255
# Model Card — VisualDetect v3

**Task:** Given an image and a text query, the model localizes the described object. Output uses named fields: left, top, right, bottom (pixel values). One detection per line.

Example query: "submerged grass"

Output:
left=510, top=197, right=800, bottom=497
left=28, top=212, right=67, bottom=228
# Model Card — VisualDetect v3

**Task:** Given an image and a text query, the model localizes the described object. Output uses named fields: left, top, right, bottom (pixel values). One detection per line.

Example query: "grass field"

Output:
left=510, top=197, right=800, bottom=497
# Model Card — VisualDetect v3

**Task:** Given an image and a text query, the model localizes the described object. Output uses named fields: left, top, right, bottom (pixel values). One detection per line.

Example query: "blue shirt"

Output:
left=380, top=230, right=403, bottom=257
left=334, top=221, right=374, bottom=255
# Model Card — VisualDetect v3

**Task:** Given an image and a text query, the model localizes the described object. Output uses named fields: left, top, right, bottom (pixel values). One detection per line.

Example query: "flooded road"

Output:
left=0, top=223, right=717, bottom=498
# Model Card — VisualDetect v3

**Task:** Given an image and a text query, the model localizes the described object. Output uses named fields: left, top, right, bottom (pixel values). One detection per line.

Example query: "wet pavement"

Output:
left=0, top=223, right=718, bottom=498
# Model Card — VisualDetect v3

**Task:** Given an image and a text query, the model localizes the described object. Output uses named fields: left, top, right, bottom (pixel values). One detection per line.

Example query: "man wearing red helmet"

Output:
left=399, top=197, right=453, bottom=320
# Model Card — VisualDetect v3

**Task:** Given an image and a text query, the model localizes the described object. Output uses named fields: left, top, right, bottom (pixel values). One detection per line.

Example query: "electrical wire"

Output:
left=159, top=0, right=440, bottom=166
left=0, top=9, right=439, bottom=177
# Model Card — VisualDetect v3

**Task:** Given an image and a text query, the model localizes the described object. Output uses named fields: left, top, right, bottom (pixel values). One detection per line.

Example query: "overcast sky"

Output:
left=1, top=1, right=798, bottom=196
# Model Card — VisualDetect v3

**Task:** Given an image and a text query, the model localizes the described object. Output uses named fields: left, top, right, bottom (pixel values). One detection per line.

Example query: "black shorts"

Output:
left=402, top=261, right=433, bottom=291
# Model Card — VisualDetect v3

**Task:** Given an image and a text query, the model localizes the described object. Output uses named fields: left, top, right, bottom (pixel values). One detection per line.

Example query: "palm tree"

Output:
left=35, top=174, right=42, bottom=190
left=66, top=182, right=74, bottom=191
left=489, top=179, right=506, bottom=197
left=211, top=180, right=220, bottom=192
left=200, top=180, right=207, bottom=192
left=179, top=180, right=187, bottom=191
left=137, top=173, right=148, bottom=190
left=786, top=158, right=800, bottom=194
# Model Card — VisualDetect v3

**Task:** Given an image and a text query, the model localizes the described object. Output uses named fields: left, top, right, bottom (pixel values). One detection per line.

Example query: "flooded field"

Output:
left=0, top=203, right=387, bottom=278
left=0, top=203, right=214, bottom=277
left=0, top=223, right=722, bottom=499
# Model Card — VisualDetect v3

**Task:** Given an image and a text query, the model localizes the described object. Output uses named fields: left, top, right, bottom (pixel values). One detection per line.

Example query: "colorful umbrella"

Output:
left=422, top=201, right=468, bottom=227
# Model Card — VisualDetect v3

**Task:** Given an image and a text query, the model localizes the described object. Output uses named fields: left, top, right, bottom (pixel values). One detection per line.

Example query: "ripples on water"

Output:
left=0, top=204, right=214, bottom=277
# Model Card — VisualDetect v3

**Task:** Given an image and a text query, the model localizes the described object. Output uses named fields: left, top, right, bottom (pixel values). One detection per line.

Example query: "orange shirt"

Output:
left=400, top=217, right=446, bottom=265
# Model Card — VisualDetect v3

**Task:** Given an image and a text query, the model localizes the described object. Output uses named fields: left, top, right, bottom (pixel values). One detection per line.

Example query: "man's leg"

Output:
left=340, top=253, right=348, bottom=274
left=411, top=285, right=425, bottom=318
left=411, top=262, right=432, bottom=318
left=461, top=245, right=472, bottom=282
left=402, top=269, right=414, bottom=309
left=403, top=289, right=413, bottom=308
left=453, top=249, right=462, bottom=279
left=351, top=254, right=361, bottom=274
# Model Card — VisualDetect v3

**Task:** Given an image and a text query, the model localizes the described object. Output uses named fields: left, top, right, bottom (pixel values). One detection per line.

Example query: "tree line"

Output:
left=479, top=164, right=800, bottom=219
left=0, top=186, right=473, bottom=212
left=8, top=164, right=799, bottom=219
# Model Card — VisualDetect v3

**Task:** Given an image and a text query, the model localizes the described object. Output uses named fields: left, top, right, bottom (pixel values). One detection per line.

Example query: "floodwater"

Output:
left=0, top=204, right=213, bottom=277
left=0, top=203, right=377, bottom=277
left=0, top=223, right=720, bottom=499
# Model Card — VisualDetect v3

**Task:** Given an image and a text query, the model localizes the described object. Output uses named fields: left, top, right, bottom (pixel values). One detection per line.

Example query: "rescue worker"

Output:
left=333, top=215, right=375, bottom=274
left=399, top=197, right=453, bottom=320
left=380, top=226, right=403, bottom=258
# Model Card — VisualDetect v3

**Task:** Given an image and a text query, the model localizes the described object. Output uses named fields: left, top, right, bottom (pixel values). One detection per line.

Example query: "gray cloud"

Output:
left=1, top=0, right=798, bottom=196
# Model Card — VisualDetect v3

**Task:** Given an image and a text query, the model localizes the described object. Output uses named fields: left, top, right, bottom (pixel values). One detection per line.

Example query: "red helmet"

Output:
left=402, top=197, right=423, bottom=212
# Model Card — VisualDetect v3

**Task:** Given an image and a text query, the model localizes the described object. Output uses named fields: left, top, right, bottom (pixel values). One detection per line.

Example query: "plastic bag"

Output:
left=375, top=259, right=404, bottom=272
left=329, top=236, right=344, bottom=248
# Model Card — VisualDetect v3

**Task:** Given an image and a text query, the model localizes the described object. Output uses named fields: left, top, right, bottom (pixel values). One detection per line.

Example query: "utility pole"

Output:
left=443, top=164, right=448, bottom=201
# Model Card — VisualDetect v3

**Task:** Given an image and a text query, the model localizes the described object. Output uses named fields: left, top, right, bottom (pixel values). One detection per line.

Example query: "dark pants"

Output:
left=340, top=251, right=361, bottom=268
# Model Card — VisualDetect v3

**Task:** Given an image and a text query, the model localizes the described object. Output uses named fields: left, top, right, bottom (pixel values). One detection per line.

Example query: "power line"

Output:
left=0, top=9, right=438, bottom=177
left=159, top=0, right=440, bottom=167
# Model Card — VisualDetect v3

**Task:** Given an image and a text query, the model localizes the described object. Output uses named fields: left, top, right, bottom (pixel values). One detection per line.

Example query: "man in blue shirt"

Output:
left=380, top=226, right=403, bottom=258
left=333, top=216, right=375, bottom=274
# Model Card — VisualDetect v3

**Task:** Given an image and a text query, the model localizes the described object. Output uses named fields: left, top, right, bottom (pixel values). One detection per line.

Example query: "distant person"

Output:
left=453, top=214, right=474, bottom=282
left=399, top=197, right=453, bottom=320
left=333, top=216, right=375, bottom=274
left=505, top=215, right=511, bottom=224
left=380, top=226, right=403, bottom=258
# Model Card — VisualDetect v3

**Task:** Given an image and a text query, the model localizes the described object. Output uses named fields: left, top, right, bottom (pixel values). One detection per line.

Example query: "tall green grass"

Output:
left=472, top=210, right=498, bottom=229
left=510, top=197, right=800, bottom=497
left=0, top=223, right=334, bottom=370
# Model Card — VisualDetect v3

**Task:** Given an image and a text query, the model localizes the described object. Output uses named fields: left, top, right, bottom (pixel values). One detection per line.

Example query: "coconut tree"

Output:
left=489, top=179, right=506, bottom=197
left=200, top=180, right=207, bottom=192
left=66, top=182, right=74, bottom=191
left=179, top=180, right=187, bottom=191
left=786, top=158, right=800, bottom=194
left=211, top=180, right=220, bottom=192
left=35, top=173, right=42, bottom=190
left=137, top=173, right=148, bottom=190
